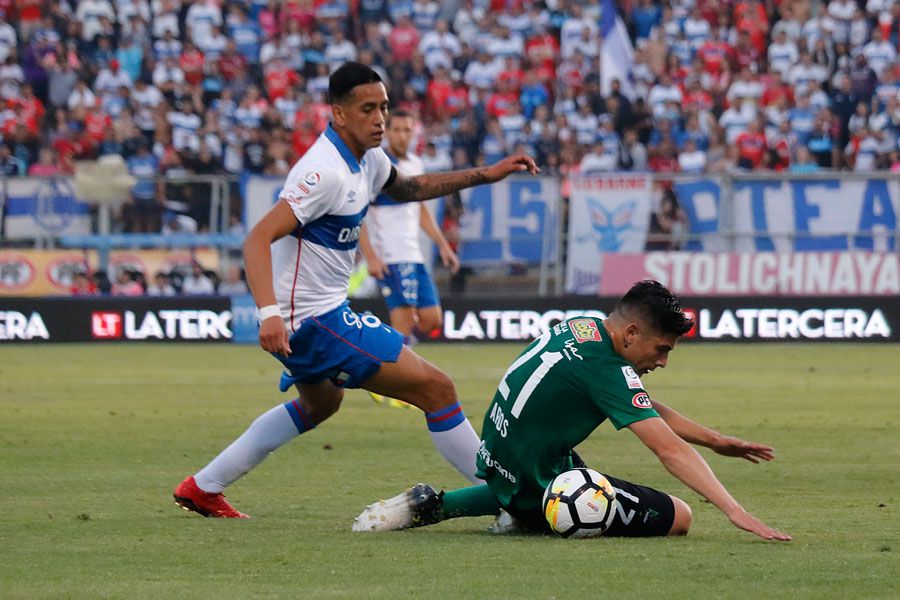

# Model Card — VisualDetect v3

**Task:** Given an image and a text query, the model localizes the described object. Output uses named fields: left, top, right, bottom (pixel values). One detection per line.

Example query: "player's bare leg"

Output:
left=414, top=305, right=442, bottom=338
left=667, top=495, right=693, bottom=536
left=362, top=347, right=482, bottom=483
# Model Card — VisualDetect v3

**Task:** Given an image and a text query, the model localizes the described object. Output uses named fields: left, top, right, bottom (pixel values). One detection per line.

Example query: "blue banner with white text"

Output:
left=674, top=177, right=899, bottom=252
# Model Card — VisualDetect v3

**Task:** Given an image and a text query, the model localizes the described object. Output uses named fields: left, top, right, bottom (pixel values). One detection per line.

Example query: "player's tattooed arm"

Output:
left=384, top=154, right=539, bottom=202
left=386, top=168, right=490, bottom=201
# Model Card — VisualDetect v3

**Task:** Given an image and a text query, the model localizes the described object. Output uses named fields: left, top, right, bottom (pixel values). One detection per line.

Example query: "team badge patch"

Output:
left=632, top=392, right=652, bottom=409
left=294, top=171, right=321, bottom=196
left=569, top=318, right=602, bottom=343
left=303, top=171, right=321, bottom=187
left=621, top=366, right=643, bottom=390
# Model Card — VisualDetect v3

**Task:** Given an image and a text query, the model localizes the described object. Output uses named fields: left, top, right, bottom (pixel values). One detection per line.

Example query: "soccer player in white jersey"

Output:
left=174, top=62, right=539, bottom=518
left=359, top=110, right=459, bottom=407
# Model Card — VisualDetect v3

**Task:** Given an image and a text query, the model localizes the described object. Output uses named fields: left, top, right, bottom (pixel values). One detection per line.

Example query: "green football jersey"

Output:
left=475, top=316, right=660, bottom=515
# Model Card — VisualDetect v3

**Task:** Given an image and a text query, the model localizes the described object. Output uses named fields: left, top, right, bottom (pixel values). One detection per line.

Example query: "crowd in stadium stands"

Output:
left=1, top=0, right=900, bottom=238
left=68, top=259, right=247, bottom=296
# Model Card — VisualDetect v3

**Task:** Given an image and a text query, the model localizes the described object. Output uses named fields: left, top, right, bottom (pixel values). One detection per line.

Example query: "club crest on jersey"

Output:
left=632, top=392, right=652, bottom=409
left=621, top=366, right=643, bottom=389
left=569, top=318, right=602, bottom=343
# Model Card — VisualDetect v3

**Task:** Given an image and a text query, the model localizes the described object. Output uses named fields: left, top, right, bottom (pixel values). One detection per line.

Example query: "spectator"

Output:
left=735, top=118, right=768, bottom=169
left=27, top=147, right=60, bottom=176
left=844, top=127, right=881, bottom=171
left=69, top=271, right=98, bottom=296
left=146, top=271, right=177, bottom=296
left=111, top=269, right=144, bottom=296
left=0, top=143, right=25, bottom=175
left=619, top=129, right=648, bottom=171
left=216, top=264, right=249, bottom=295
left=125, top=140, right=161, bottom=232
left=645, top=189, right=687, bottom=251
left=181, top=261, right=215, bottom=295
left=678, top=139, right=707, bottom=173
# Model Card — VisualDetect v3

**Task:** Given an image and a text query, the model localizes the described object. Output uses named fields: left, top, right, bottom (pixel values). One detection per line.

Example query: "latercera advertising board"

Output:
left=0, top=296, right=896, bottom=344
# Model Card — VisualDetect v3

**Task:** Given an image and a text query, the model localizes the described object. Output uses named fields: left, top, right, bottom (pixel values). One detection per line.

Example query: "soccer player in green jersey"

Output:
left=353, top=280, right=791, bottom=541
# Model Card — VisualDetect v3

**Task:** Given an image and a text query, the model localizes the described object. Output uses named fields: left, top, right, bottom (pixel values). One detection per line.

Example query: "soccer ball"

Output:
left=542, top=468, right=616, bottom=538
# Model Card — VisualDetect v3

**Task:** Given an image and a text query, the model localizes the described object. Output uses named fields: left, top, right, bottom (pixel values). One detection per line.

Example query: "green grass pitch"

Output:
left=0, top=342, right=897, bottom=599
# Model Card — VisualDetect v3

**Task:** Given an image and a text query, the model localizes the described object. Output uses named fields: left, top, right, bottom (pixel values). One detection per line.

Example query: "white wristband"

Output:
left=257, top=305, right=282, bottom=321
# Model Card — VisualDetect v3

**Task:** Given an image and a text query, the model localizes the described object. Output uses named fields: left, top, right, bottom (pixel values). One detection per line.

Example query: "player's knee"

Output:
left=417, top=368, right=457, bottom=413
left=297, top=388, right=344, bottom=424
left=667, top=495, right=692, bottom=536
left=417, top=312, right=442, bottom=334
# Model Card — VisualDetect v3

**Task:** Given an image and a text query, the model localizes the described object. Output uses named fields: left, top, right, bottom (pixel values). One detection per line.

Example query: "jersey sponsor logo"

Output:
left=621, top=365, right=643, bottom=389
left=631, top=392, right=652, bottom=409
left=569, top=318, right=602, bottom=342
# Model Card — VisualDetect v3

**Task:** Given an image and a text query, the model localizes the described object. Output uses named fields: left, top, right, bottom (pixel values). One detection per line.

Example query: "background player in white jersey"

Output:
left=359, top=110, right=459, bottom=407
left=174, top=62, right=539, bottom=518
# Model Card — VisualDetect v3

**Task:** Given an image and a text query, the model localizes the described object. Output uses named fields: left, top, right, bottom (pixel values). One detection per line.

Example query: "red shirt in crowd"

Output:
left=734, top=1, right=768, bottom=54
left=180, top=48, right=205, bottom=86
left=498, top=66, right=525, bottom=93
left=265, top=67, right=301, bottom=101
left=425, top=77, right=453, bottom=122
left=389, top=22, right=420, bottom=63
left=761, top=79, right=795, bottom=107
left=218, top=51, right=248, bottom=82
left=283, top=0, right=316, bottom=31
left=736, top=130, right=768, bottom=167
left=17, top=0, right=42, bottom=23
left=486, top=90, right=519, bottom=118
left=696, top=40, right=734, bottom=75
left=84, top=110, right=112, bottom=143
left=683, top=88, right=714, bottom=113
left=291, top=126, right=318, bottom=157
left=445, top=83, right=469, bottom=118
left=525, top=33, right=559, bottom=78
left=649, top=154, right=680, bottom=173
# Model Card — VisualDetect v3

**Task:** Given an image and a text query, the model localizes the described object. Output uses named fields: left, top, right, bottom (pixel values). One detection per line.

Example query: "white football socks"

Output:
left=425, top=402, right=483, bottom=484
left=194, top=402, right=308, bottom=493
left=193, top=398, right=483, bottom=494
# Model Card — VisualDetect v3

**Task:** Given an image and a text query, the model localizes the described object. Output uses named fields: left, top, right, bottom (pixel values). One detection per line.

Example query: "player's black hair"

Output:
left=615, top=280, right=694, bottom=336
left=328, top=62, right=383, bottom=104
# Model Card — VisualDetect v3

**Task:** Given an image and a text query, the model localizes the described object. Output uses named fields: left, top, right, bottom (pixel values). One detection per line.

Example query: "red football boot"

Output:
left=173, top=476, right=250, bottom=518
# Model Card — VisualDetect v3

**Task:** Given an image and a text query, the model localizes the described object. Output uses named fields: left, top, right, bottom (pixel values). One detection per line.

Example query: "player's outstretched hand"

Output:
left=259, top=316, right=291, bottom=356
left=712, top=435, right=776, bottom=463
left=727, top=507, right=792, bottom=541
left=486, top=154, right=540, bottom=182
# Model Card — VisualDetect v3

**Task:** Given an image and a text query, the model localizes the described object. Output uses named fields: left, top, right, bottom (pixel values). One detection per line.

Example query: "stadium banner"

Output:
left=594, top=252, right=900, bottom=297
left=0, top=249, right=220, bottom=297
left=0, top=297, right=232, bottom=343
left=0, top=295, right=896, bottom=343
left=396, top=296, right=897, bottom=344
left=240, top=173, right=283, bottom=231
left=441, top=175, right=559, bottom=265
left=674, top=177, right=899, bottom=252
left=566, top=175, right=653, bottom=293
left=2, top=177, right=92, bottom=240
